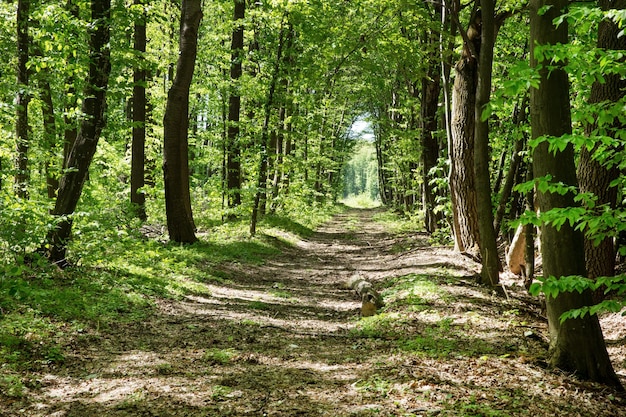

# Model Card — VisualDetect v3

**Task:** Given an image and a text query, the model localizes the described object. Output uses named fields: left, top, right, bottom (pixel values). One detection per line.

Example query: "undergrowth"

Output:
left=0, top=200, right=340, bottom=396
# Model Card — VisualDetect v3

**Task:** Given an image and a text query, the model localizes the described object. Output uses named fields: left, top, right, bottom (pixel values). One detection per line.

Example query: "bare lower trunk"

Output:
left=530, top=0, right=622, bottom=389
left=162, top=0, right=202, bottom=244
left=46, top=0, right=112, bottom=265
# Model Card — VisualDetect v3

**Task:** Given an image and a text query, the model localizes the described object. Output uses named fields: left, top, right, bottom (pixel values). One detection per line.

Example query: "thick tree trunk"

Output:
left=530, top=0, right=622, bottom=389
left=450, top=55, right=480, bottom=256
left=577, top=0, right=626, bottom=283
left=474, top=0, right=501, bottom=285
left=226, top=0, right=245, bottom=212
left=46, top=0, right=112, bottom=265
left=131, top=0, right=147, bottom=221
left=15, top=0, right=30, bottom=198
left=163, top=0, right=202, bottom=244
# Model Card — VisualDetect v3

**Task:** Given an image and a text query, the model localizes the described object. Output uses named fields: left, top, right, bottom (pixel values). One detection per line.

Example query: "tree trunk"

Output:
left=250, top=19, right=286, bottom=235
left=15, top=0, right=30, bottom=199
left=226, top=0, right=245, bottom=213
left=46, top=0, right=112, bottom=265
left=493, top=97, right=528, bottom=234
left=530, top=0, right=622, bottom=389
left=474, top=0, right=501, bottom=285
left=39, top=79, right=59, bottom=199
left=420, top=27, right=443, bottom=233
left=577, top=0, right=626, bottom=284
left=131, top=0, right=147, bottom=221
left=163, top=0, right=202, bottom=244
left=450, top=55, right=480, bottom=256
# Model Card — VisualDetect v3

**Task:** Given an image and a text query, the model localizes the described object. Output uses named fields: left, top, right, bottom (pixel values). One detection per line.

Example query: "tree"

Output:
left=420, top=3, right=444, bottom=233
left=225, top=0, right=245, bottom=213
left=15, top=0, right=30, bottom=198
left=162, top=0, right=202, bottom=243
left=473, top=0, right=501, bottom=285
left=131, top=0, right=148, bottom=221
left=576, top=0, right=626, bottom=284
left=45, top=0, right=112, bottom=265
left=449, top=5, right=481, bottom=257
left=529, top=0, right=622, bottom=388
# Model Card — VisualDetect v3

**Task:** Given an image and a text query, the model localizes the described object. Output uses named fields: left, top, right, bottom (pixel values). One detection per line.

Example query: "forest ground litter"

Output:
left=1, top=208, right=625, bottom=416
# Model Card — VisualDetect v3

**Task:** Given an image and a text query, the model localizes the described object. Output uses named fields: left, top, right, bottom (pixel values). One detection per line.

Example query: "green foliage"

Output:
left=529, top=275, right=626, bottom=322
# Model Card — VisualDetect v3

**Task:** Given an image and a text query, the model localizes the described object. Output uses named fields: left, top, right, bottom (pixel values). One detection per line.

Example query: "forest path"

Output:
left=14, top=208, right=626, bottom=416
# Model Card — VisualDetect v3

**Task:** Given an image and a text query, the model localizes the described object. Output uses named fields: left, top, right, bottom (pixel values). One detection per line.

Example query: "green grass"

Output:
left=0, top=200, right=339, bottom=383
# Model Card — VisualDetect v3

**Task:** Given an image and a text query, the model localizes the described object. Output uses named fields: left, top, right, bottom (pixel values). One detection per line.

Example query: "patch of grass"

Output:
left=340, top=194, right=382, bottom=209
left=204, top=348, right=238, bottom=365
left=270, top=289, right=292, bottom=299
left=353, top=375, right=392, bottom=397
left=382, top=273, right=446, bottom=308
left=0, top=373, right=24, bottom=398
left=248, top=300, right=271, bottom=310
left=351, top=313, right=405, bottom=339
left=372, top=210, right=422, bottom=234
left=211, top=384, right=234, bottom=400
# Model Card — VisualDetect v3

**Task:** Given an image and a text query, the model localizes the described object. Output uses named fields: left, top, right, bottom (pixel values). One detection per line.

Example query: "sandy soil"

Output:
left=2, top=208, right=625, bottom=416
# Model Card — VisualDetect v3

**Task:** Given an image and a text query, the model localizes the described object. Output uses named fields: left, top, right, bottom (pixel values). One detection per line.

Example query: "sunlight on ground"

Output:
left=340, top=194, right=382, bottom=209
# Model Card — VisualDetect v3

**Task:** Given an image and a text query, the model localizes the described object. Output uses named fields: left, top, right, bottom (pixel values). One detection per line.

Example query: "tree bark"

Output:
left=131, top=0, right=147, bottom=221
left=162, top=0, right=202, bottom=244
left=450, top=54, right=480, bottom=256
left=474, top=0, right=501, bottom=285
left=530, top=0, right=622, bottom=389
left=577, top=0, right=626, bottom=283
left=15, top=0, right=30, bottom=198
left=420, top=10, right=443, bottom=233
left=46, top=0, right=112, bottom=265
left=226, top=0, right=245, bottom=213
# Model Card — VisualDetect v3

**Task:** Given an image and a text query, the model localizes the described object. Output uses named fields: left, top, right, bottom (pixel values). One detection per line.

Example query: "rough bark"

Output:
left=131, top=0, right=147, bottom=221
left=163, top=0, right=202, bottom=244
left=474, top=0, right=501, bottom=285
left=15, top=0, right=30, bottom=198
left=577, top=0, right=626, bottom=283
left=530, top=0, right=622, bottom=389
left=226, top=0, right=245, bottom=212
left=46, top=0, right=112, bottom=265
left=450, top=56, right=480, bottom=256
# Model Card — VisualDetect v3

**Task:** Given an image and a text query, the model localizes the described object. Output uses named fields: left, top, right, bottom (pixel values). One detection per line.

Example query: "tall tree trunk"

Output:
left=46, top=0, right=112, bottom=265
left=577, top=0, right=626, bottom=284
left=226, top=0, right=245, bottom=212
left=131, top=0, right=147, bottom=221
left=493, top=97, right=528, bottom=234
left=474, top=0, right=501, bottom=285
left=39, top=79, right=58, bottom=199
left=449, top=52, right=480, bottom=256
left=421, top=18, right=443, bottom=233
left=530, top=0, right=622, bottom=389
left=163, top=0, right=202, bottom=244
left=15, top=0, right=30, bottom=198
left=250, top=19, right=286, bottom=236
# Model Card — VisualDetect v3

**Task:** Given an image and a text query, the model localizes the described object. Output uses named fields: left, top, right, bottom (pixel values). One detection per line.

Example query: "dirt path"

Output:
left=6, top=208, right=626, bottom=416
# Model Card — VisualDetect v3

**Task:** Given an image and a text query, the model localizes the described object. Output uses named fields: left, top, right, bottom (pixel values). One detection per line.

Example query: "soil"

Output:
left=2, top=208, right=626, bottom=416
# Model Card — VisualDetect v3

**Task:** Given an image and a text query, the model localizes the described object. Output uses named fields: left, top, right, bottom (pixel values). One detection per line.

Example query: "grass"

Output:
left=0, top=201, right=340, bottom=387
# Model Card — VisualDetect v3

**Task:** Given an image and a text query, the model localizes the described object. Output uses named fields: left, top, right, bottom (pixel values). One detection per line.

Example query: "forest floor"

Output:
left=2, top=207, right=626, bottom=416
